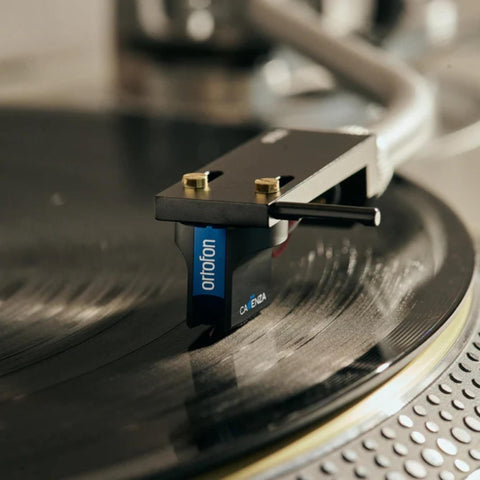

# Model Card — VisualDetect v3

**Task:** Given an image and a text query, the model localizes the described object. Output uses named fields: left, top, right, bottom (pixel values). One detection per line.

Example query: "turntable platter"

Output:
left=0, top=110, right=474, bottom=479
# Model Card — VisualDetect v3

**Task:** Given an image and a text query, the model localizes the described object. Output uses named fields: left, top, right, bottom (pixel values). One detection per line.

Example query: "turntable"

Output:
left=1, top=1, right=480, bottom=479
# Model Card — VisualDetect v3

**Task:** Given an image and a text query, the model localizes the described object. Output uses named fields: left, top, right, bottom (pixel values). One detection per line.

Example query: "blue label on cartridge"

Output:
left=193, top=226, right=226, bottom=298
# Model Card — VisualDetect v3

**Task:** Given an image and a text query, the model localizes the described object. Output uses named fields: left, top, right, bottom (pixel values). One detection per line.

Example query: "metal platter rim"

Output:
left=225, top=280, right=478, bottom=480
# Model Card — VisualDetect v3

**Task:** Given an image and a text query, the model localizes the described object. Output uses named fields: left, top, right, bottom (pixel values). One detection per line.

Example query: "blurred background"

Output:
left=1, top=0, right=479, bottom=229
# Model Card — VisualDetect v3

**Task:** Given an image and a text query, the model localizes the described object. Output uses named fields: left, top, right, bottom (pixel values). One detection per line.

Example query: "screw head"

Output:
left=254, top=177, right=280, bottom=194
left=182, top=172, right=208, bottom=190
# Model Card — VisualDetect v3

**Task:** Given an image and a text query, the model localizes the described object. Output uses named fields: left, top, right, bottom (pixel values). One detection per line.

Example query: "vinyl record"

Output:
left=0, top=111, right=474, bottom=479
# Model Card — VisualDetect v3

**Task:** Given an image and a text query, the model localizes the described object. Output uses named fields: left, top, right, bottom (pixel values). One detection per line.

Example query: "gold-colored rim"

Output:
left=204, top=292, right=473, bottom=480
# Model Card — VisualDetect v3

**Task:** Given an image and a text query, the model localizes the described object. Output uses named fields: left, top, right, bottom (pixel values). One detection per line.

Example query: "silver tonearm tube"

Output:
left=248, top=0, right=435, bottom=194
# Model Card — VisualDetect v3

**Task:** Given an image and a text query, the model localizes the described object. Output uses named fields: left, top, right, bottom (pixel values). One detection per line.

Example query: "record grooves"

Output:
left=0, top=111, right=475, bottom=479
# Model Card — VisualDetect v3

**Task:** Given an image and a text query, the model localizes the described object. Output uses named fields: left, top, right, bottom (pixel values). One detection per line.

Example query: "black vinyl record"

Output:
left=0, top=110, right=474, bottom=479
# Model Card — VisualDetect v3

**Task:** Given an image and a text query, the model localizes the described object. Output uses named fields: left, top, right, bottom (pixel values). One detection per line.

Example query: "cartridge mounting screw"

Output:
left=182, top=172, right=208, bottom=190
left=254, top=177, right=280, bottom=194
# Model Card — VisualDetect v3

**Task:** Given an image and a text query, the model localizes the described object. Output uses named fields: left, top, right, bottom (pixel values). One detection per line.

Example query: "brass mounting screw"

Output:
left=254, top=177, right=280, bottom=194
left=182, top=172, right=208, bottom=190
